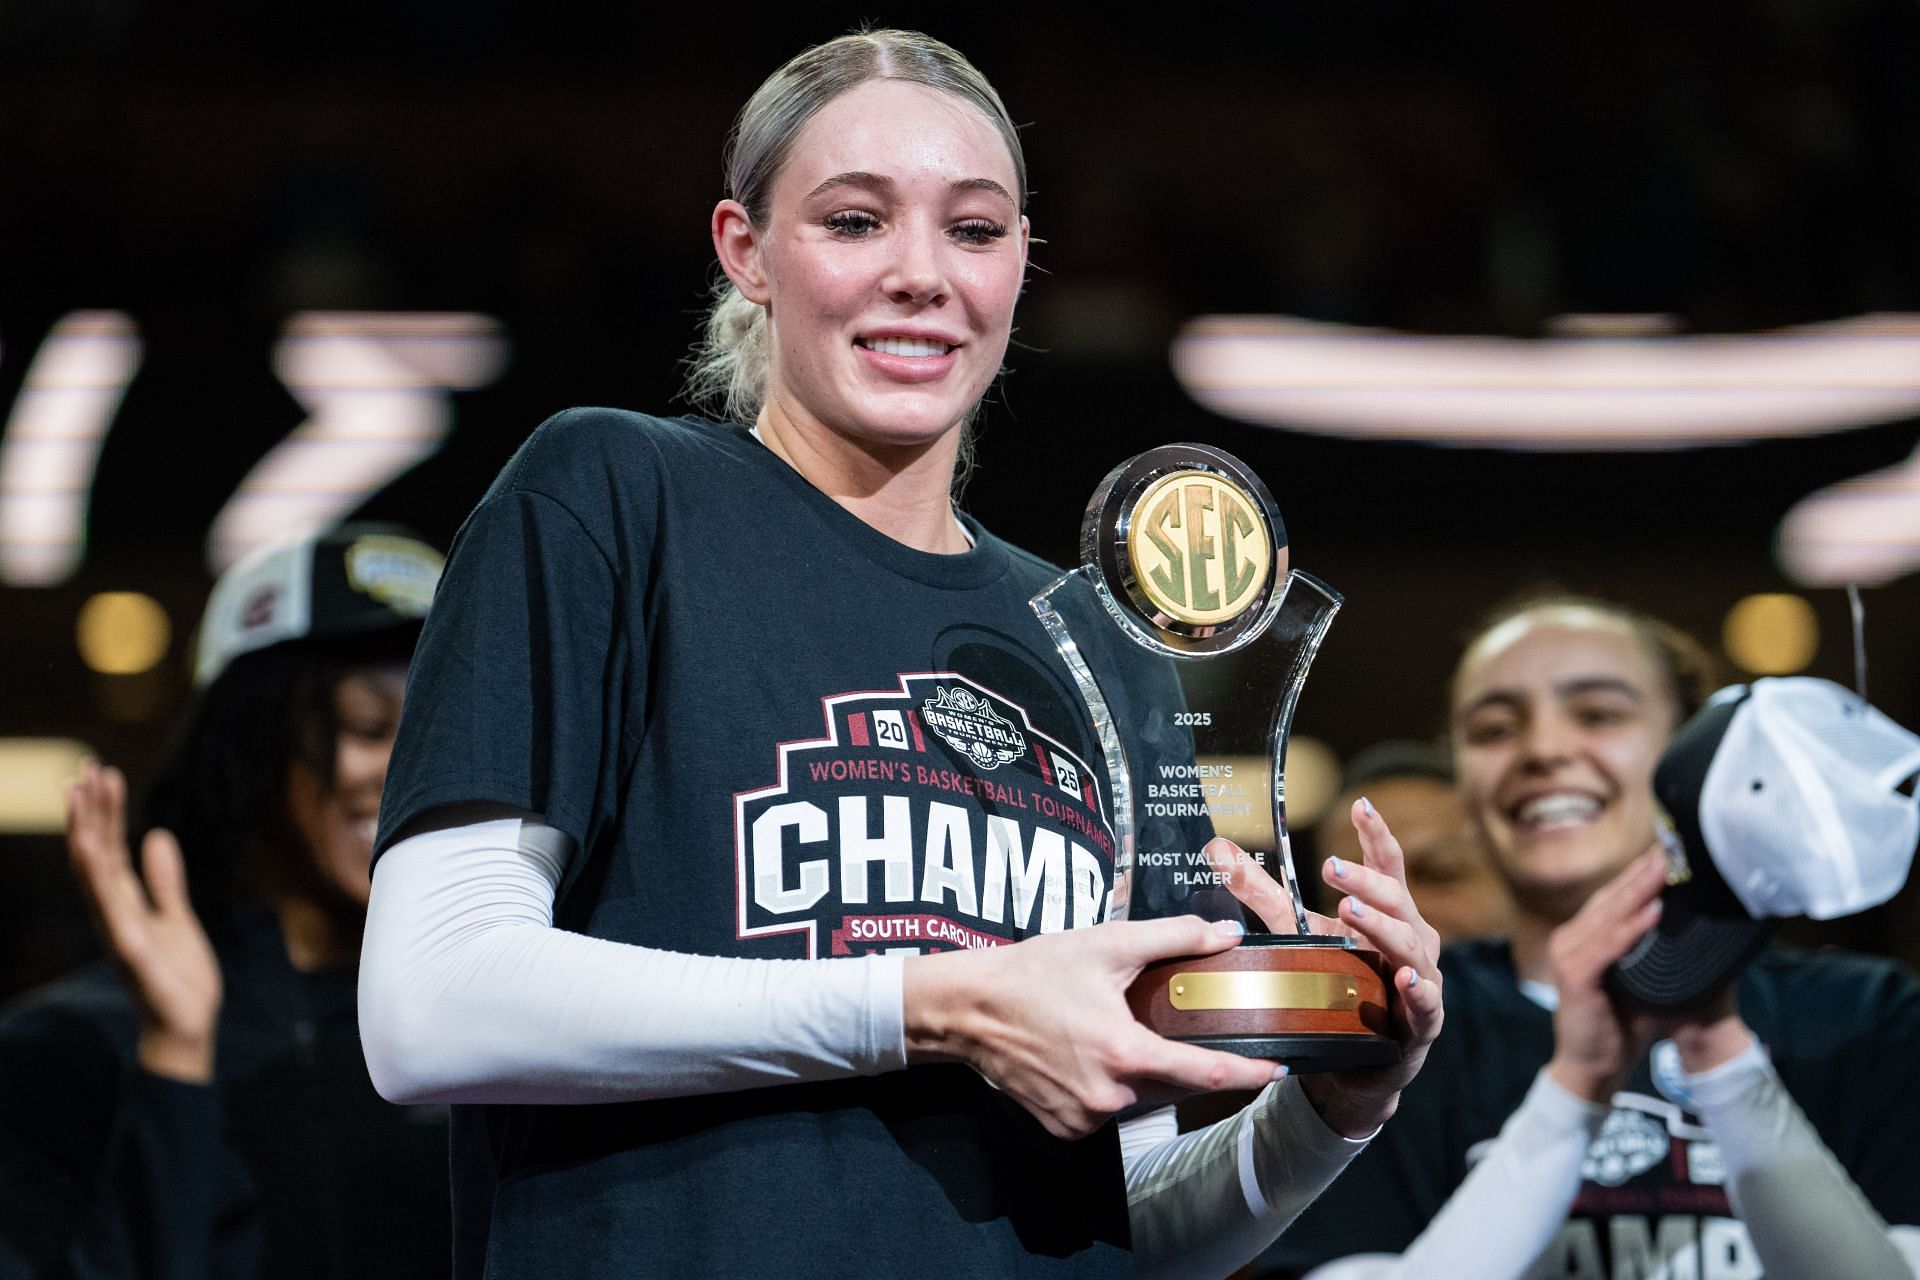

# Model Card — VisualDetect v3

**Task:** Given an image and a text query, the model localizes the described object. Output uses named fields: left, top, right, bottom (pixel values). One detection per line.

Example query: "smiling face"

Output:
left=1451, top=607, right=1682, bottom=919
left=716, top=78, right=1028, bottom=450
left=283, top=662, right=407, bottom=910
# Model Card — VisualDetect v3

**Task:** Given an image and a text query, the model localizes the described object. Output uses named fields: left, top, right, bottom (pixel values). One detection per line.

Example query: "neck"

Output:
left=1508, top=910, right=1559, bottom=985
left=274, top=896, right=362, bottom=973
left=1506, top=878, right=1598, bottom=984
left=755, top=397, right=969, bottom=554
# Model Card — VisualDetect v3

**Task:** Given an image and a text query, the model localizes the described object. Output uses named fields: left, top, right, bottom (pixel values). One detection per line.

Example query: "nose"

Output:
left=882, top=218, right=949, bottom=307
left=1518, top=708, right=1576, bottom=770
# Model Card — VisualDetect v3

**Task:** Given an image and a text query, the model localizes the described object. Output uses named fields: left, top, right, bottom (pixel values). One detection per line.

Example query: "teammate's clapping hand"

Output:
left=66, top=761, right=223, bottom=1083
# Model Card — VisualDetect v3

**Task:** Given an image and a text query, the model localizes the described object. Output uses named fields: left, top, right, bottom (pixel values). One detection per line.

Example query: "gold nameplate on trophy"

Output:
left=1167, top=970, right=1360, bottom=1012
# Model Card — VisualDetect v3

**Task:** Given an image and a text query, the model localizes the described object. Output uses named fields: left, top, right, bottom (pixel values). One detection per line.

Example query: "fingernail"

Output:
left=1330, top=856, right=1347, bottom=879
left=1215, top=918, right=1246, bottom=938
left=1271, top=1065, right=1290, bottom=1080
left=1346, top=896, right=1365, bottom=918
left=1405, top=970, right=1420, bottom=988
left=1361, top=796, right=1376, bottom=819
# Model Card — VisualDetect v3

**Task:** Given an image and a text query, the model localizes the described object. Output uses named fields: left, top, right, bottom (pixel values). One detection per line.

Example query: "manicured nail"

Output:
left=1216, top=918, right=1246, bottom=938
left=1361, top=796, right=1376, bottom=819
left=1271, top=1065, right=1290, bottom=1080
left=1330, top=856, right=1347, bottom=879
left=1346, top=896, right=1365, bottom=918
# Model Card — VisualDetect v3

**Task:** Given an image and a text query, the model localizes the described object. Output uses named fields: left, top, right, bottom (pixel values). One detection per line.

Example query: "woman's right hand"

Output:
left=901, top=916, right=1284, bottom=1140
left=66, top=761, right=224, bottom=1083
left=1544, top=846, right=1667, bottom=1103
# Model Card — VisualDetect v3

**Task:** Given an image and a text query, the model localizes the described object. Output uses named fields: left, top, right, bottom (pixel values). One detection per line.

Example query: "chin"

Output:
left=844, top=405, right=974, bottom=448
left=1505, top=831, right=1639, bottom=897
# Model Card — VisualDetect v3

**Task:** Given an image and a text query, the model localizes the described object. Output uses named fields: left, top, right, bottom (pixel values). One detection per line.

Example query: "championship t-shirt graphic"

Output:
left=1468, top=1090, right=1754, bottom=1280
left=734, top=672, right=1118, bottom=958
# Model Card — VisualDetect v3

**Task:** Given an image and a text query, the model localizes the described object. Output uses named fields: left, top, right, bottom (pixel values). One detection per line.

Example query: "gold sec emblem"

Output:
left=1125, top=470, right=1272, bottom=627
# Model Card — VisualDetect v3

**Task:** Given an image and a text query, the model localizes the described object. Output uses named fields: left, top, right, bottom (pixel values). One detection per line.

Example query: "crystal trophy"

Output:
left=1031, top=444, right=1397, bottom=1072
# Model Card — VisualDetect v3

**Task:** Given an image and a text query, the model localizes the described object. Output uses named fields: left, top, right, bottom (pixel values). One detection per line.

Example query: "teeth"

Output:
left=1517, top=793, right=1601, bottom=826
left=864, top=337, right=952, bottom=357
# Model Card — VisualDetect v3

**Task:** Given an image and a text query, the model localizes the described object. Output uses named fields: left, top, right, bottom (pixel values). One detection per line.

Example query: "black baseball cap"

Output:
left=1611, top=678, right=1920, bottom=1010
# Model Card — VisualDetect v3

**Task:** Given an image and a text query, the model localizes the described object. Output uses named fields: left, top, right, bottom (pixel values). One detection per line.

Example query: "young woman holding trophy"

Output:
left=358, top=29, right=1443, bottom=1278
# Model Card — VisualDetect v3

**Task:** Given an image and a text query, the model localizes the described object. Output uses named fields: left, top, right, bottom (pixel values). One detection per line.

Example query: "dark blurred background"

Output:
left=5, top=0, right=1919, bottom=996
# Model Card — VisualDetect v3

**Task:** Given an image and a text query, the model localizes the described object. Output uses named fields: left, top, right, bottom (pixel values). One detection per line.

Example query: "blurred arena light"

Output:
left=1776, top=442, right=1920, bottom=587
left=1722, top=593, right=1819, bottom=675
left=0, top=738, right=91, bottom=834
left=1284, top=735, right=1340, bottom=828
left=0, top=312, right=144, bottom=586
left=207, top=312, right=508, bottom=573
left=75, top=591, right=171, bottom=675
left=1197, top=736, right=1339, bottom=854
left=1171, top=313, right=1920, bottom=450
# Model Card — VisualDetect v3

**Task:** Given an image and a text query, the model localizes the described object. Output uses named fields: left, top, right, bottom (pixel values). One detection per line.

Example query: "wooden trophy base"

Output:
left=1126, top=935, right=1400, bottom=1074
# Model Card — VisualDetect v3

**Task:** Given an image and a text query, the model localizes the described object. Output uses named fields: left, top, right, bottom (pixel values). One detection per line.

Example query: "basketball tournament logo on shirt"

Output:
left=1468, top=1090, right=1747, bottom=1278
left=919, top=686, right=1025, bottom=770
left=732, top=672, right=1116, bottom=959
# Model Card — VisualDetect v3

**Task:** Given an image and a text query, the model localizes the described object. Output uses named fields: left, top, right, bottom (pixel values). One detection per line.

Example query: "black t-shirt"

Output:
left=1253, top=938, right=1920, bottom=1279
left=0, top=909, right=451, bottom=1278
left=378, top=409, right=1209, bottom=1278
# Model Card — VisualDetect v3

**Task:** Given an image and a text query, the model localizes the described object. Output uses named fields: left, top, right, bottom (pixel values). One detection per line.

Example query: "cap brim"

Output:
left=1609, top=886, right=1770, bottom=1010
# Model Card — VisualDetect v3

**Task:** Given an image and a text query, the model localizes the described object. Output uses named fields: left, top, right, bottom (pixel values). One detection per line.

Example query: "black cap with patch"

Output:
left=1608, top=686, right=1771, bottom=1011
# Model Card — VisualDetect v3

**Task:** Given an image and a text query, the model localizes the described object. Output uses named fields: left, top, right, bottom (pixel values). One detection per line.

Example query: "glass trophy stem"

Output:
left=1262, top=572, right=1343, bottom=935
left=1033, top=565, right=1135, bottom=923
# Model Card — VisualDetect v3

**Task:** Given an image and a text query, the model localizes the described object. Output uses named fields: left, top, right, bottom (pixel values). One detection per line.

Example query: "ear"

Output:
left=712, top=200, right=771, bottom=306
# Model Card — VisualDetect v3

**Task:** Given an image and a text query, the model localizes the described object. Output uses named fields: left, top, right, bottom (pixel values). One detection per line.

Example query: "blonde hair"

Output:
left=683, top=28, right=1027, bottom=455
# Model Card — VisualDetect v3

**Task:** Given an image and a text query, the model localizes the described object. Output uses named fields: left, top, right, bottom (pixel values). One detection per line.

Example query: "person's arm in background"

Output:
left=0, top=764, right=224, bottom=1279
left=1298, top=851, right=1920, bottom=1280
left=1669, top=1005, right=1920, bottom=1280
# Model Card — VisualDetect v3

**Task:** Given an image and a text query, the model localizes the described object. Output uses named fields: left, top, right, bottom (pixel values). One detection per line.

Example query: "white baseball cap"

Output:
left=1611, top=676, right=1920, bottom=1009
left=193, top=524, right=444, bottom=687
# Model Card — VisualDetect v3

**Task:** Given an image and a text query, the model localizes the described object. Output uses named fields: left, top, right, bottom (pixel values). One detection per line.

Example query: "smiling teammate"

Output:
left=1257, top=596, right=1920, bottom=1280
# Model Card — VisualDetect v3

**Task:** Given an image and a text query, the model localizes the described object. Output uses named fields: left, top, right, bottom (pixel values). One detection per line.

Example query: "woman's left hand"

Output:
left=1206, top=797, right=1444, bottom=1137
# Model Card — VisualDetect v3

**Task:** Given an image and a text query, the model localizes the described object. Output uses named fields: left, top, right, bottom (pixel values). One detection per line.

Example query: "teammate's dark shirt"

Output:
left=0, top=908, right=451, bottom=1278
left=378, top=409, right=1213, bottom=1279
left=1254, top=938, right=1920, bottom=1279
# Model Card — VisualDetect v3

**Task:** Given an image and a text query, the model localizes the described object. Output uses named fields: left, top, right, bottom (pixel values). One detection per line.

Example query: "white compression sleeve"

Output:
left=1118, top=1082, right=1371, bottom=1280
left=357, top=817, right=907, bottom=1105
left=1686, top=1045, right=1919, bottom=1280
left=1301, top=1068, right=1607, bottom=1280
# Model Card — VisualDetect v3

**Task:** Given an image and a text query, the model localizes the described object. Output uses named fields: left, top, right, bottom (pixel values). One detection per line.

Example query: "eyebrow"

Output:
left=805, top=171, right=1017, bottom=207
left=1455, top=675, right=1645, bottom=722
